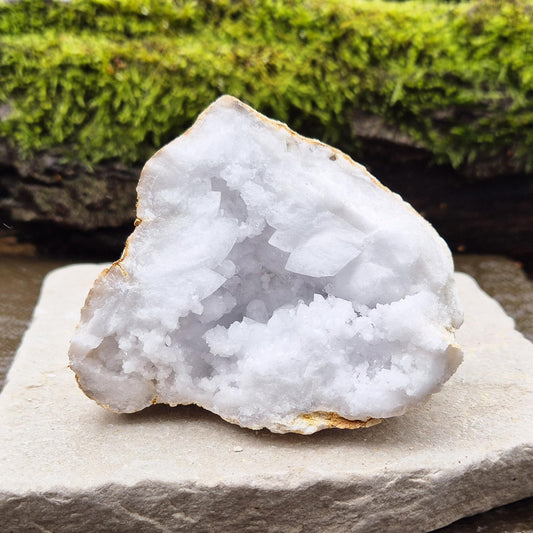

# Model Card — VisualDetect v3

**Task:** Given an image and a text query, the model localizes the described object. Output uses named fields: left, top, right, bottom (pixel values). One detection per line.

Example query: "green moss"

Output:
left=1, top=0, right=533, bottom=174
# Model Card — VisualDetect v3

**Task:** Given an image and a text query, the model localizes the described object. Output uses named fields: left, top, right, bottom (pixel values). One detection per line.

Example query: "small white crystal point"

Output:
left=69, top=96, right=463, bottom=433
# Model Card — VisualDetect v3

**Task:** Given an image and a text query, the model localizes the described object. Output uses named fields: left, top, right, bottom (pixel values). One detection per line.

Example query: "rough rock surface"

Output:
left=0, top=264, right=531, bottom=532
left=69, top=95, right=463, bottom=434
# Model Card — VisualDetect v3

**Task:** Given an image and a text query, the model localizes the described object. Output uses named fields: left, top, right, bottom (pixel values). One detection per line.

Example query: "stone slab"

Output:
left=1, top=264, right=532, bottom=533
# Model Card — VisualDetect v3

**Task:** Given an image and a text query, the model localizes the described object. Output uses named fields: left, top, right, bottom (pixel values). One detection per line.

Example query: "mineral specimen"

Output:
left=69, top=96, right=463, bottom=434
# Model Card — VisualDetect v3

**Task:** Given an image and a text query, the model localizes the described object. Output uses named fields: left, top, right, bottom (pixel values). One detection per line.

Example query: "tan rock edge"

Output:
left=0, top=265, right=531, bottom=532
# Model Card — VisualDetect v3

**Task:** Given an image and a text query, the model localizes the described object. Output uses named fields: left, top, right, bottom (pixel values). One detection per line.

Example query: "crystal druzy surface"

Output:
left=69, top=96, right=463, bottom=434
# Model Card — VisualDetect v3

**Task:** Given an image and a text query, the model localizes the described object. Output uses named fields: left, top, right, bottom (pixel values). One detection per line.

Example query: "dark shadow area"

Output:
left=432, top=496, right=533, bottom=533
left=9, top=222, right=131, bottom=263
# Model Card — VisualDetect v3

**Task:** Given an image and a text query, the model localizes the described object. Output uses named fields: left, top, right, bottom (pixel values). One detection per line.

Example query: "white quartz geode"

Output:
left=69, top=96, right=463, bottom=434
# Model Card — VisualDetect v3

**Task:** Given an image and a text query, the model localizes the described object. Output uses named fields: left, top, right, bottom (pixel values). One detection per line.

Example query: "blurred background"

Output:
left=0, top=1, right=532, bottom=530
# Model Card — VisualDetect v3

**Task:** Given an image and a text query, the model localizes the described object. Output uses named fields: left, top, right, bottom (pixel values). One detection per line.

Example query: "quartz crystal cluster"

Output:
left=69, top=96, right=463, bottom=434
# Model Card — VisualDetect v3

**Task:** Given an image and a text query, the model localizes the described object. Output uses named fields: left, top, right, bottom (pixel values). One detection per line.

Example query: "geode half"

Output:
left=69, top=96, right=463, bottom=434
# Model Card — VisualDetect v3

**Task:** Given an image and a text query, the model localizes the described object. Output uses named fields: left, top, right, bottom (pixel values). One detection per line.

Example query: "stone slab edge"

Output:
left=2, top=446, right=533, bottom=533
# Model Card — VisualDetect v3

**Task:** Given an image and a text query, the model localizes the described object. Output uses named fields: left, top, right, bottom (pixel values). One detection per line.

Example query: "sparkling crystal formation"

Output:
left=69, top=96, right=463, bottom=434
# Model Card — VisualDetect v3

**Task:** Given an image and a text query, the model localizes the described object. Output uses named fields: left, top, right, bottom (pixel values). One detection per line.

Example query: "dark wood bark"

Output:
left=1, top=138, right=532, bottom=275
left=0, top=142, right=140, bottom=231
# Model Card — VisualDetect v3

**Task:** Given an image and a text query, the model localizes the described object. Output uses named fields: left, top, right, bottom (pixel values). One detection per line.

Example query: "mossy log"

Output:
left=2, top=0, right=533, bottom=175
left=0, top=0, right=532, bottom=267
